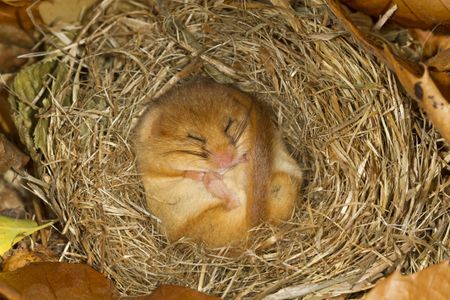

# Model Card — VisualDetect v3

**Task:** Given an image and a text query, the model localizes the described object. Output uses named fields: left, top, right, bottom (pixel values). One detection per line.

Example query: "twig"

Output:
left=32, top=197, right=48, bottom=248
left=372, top=4, right=398, bottom=31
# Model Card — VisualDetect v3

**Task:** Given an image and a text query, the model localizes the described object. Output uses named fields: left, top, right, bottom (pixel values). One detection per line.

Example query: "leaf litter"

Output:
left=326, top=0, right=450, bottom=143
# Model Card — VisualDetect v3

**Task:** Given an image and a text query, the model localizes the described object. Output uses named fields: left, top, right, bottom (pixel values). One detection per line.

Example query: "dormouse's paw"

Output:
left=223, top=190, right=241, bottom=210
left=184, top=170, right=205, bottom=181
left=203, top=172, right=241, bottom=210
left=203, top=171, right=222, bottom=183
left=237, top=153, right=248, bottom=164
left=217, top=153, right=248, bottom=174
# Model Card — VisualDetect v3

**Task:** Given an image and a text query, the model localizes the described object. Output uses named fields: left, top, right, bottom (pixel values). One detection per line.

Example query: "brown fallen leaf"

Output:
left=0, top=134, right=29, bottom=174
left=325, top=0, right=418, bottom=73
left=0, top=1, right=40, bottom=32
left=409, top=29, right=450, bottom=59
left=340, top=0, right=450, bottom=30
left=0, top=262, right=121, bottom=300
left=0, top=43, right=30, bottom=73
left=1, top=0, right=33, bottom=7
left=326, top=0, right=450, bottom=144
left=0, top=0, right=100, bottom=73
left=38, top=0, right=97, bottom=26
left=383, top=49, right=450, bottom=143
left=363, top=260, right=450, bottom=300
left=409, top=29, right=450, bottom=72
left=425, top=48, right=450, bottom=72
left=0, top=1, right=40, bottom=51
left=2, top=247, right=56, bottom=272
left=0, top=183, right=25, bottom=218
left=0, top=87, right=17, bottom=138
left=0, top=20, right=35, bottom=73
left=0, top=262, right=222, bottom=300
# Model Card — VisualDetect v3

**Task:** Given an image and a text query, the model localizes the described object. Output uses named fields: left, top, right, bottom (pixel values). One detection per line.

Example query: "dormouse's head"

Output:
left=137, top=80, right=255, bottom=173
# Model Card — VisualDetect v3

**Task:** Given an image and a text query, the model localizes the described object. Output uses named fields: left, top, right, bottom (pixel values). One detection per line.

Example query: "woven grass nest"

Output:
left=16, top=0, right=449, bottom=298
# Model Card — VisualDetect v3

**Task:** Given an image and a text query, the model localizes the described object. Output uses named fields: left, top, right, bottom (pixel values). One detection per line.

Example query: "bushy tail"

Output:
left=248, top=101, right=273, bottom=226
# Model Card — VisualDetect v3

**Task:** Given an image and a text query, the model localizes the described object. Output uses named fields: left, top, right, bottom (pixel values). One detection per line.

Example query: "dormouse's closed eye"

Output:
left=187, top=133, right=206, bottom=143
left=224, top=118, right=234, bottom=133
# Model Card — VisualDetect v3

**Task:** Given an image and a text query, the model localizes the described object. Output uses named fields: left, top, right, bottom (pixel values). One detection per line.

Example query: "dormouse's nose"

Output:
left=212, top=145, right=235, bottom=169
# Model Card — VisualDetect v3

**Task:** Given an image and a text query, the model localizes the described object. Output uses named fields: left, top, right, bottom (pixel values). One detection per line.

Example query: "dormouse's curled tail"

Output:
left=229, top=88, right=274, bottom=226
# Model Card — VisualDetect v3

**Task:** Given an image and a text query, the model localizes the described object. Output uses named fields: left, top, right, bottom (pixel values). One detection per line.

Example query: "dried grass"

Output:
left=22, top=0, right=449, bottom=299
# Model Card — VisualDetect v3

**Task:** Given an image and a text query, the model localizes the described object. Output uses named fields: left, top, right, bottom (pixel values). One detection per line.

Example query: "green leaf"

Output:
left=8, top=56, right=69, bottom=163
left=0, top=216, right=55, bottom=255
left=8, top=59, right=57, bottom=162
left=33, top=99, right=50, bottom=158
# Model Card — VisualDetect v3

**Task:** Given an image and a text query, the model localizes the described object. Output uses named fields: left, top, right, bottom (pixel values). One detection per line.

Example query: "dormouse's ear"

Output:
left=228, top=88, right=253, bottom=110
left=137, top=107, right=162, bottom=139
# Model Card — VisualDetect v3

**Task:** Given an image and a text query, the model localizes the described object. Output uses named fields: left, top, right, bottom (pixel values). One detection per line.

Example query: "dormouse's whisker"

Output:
left=165, top=149, right=208, bottom=159
left=234, top=116, right=249, bottom=142
left=202, top=147, right=213, bottom=155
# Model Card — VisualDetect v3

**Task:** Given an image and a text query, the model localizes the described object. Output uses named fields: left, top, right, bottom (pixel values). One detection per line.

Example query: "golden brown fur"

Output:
left=135, top=80, right=302, bottom=248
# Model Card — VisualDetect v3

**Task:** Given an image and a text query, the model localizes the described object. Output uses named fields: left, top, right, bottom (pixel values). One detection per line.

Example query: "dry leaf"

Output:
left=0, top=183, right=25, bottom=218
left=9, top=59, right=68, bottom=163
left=381, top=49, right=450, bottom=143
left=410, top=29, right=450, bottom=59
left=341, top=0, right=450, bottom=30
left=0, top=216, right=54, bottom=255
left=0, top=43, right=29, bottom=73
left=0, top=4, right=36, bottom=73
left=409, top=29, right=450, bottom=71
left=426, top=49, right=450, bottom=72
left=1, top=0, right=33, bottom=7
left=347, top=11, right=373, bottom=32
left=0, top=262, right=120, bottom=299
left=2, top=247, right=56, bottom=272
left=0, top=0, right=98, bottom=75
left=0, top=87, right=17, bottom=138
left=0, top=1, right=39, bottom=75
left=326, top=0, right=450, bottom=144
left=363, top=260, right=450, bottom=300
left=0, top=263, right=221, bottom=300
left=0, top=134, right=29, bottom=174
left=38, top=0, right=97, bottom=26
left=0, top=2, right=40, bottom=32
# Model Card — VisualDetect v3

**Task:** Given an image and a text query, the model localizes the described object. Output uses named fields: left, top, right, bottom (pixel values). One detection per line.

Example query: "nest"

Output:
left=14, top=0, right=449, bottom=298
